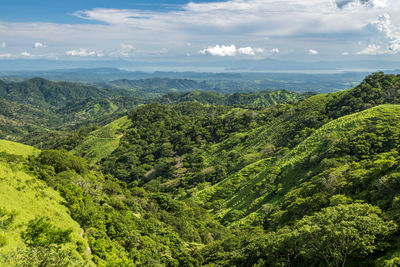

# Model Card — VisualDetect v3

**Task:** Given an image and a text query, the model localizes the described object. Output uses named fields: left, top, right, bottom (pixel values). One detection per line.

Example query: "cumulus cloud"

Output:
left=200, top=45, right=263, bottom=56
left=119, top=43, right=135, bottom=57
left=200, top=45, right=237, bottom=56
left=308, top=49, right=319, bottom=55
left=238, top=47, right=256, bottom=55
left=357, top=14, right=400, bottom=55
left=65, top=48, right=102, bottom=57
left=342, top=51, right=350, bottom=55
left=34, top=42, right=46, bottom=49
left=356, top=44, right=382, bottom=54
left=1, top=42, right=5, bottom=48
left=20, top=51, right=31, bottom=57
left=270, top=48, right=280, bottom=53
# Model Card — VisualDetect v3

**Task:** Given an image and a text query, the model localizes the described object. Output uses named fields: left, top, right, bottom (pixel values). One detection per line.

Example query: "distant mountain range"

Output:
left=0, top=67, right=376, bottom=93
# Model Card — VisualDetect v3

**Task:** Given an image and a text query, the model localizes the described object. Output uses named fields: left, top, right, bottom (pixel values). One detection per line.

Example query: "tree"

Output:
left=295, top=203, right=397, bottom=267
left=21, top=216, right=72, bottom=248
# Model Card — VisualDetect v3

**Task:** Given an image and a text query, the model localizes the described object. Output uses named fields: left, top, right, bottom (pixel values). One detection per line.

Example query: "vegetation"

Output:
left=0, top=141, right=88, bottom=265
left=159, top=89, right=307, bottom=107
left=2, top=72, right=400, bottom=265
left=0, top=77, right=303, bottom=144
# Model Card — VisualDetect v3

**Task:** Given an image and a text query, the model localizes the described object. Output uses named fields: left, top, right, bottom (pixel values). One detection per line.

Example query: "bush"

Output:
left=21, top=216, right=72, bottom=248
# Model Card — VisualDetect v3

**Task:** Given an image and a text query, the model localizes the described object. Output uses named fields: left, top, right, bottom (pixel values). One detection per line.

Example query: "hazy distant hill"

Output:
left=159, top=90, right=307, bottom=107
left=0, top=77, right=132, bottom=108
left=0, top=67, right=368, bottom=93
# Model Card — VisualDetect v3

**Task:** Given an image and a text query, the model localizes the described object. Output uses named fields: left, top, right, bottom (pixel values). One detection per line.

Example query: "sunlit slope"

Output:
left=72, top=116, right=132, bottom=164
left=0, top=139, right=39, bottom=157
left=0, top=140, right=87, bottom=253
left=196, top=104, right=400, bottom=224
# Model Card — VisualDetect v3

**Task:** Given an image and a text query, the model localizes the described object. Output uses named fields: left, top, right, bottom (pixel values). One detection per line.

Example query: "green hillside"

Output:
left=0, top=78, right=137, bottom=141
left=0, top=77, right=304, bottom=144
left=197, top=105, right=400, bottom=223
left=72, top=116, right=132, bottom=164
left=0, top=78, right=132, bottom=109
left=0, top=141, right=90, bottom=265
left=0, top=139, right=39, bottom=157
left=159, top=89, right=305, bottom=107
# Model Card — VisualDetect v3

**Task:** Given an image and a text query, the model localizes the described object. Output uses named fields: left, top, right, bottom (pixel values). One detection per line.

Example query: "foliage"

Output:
left=2, top=245, right=88, bottom=267
left=0, top=143, right=88, bottom=265
left=27, top=149, right=227, bottom=265
left=3, top=72, right=400, bottom=265
left=21, top=216, right=72, bottom=248
left=159, top=89, right=303, bottom=107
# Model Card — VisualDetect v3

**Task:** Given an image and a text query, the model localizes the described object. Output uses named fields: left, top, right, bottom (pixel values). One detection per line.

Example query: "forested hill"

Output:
left=0, top=77, right=305, bottom=142
left=3, top=72, right=400, bottom=265
left=0, top=78, right=138, bottom=140
left=0, top=78, right=132, bottom=108
left=158, top=89, right=308, bottom=107
left=99, top=77, right=321, bottom=97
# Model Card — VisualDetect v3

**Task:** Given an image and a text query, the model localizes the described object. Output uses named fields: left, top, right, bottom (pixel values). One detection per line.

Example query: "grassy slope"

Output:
left=0, top=140, right=88, bottom=254
left=72, top=116, right=132, bottom=164
left=0, top=140, right=39, bottom=157
left=196, top=104, right=400, bottom=224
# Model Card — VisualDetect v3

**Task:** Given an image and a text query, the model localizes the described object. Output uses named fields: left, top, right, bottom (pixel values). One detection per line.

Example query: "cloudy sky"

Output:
left=1, top=0, right=400, bottom=70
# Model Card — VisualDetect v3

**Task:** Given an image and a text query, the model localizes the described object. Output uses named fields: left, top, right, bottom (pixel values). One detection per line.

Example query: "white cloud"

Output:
left=357, top=14, right=400, bottom=55
left=65, top=48, right=102, bottom=57
left=20, top=51, right=31, bottom=57
left=238, top=47, right=256, bottom=55
left=342, top=51, right=350, bottom=55
left=200, top=45, right=237, bottom=56
left=0, top=42, right=5, bottom=48
left=34, top=42, right=46, bottom=49
left=0, top=0, right=400, bottom=61
left=119, top=43, right=135, bottom=57
left=335, top=0, right=389, bottom=9
left=270, top=48, right=280, bottom=53
left=308, top=49, right=319, bottom=55
left=200, top=44, right=264, bottom=56
left=356, top=44, right=382, bottom=54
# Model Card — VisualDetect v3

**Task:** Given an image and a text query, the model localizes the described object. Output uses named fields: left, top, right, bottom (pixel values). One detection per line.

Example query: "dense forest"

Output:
left=1, top=72, right=400, bottom=266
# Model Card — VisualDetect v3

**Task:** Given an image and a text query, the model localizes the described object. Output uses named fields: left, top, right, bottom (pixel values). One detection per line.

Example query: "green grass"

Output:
left=0, top=141, right=88, bottom=255
left=72, top=116, right=132, bottom=164
left=196, top=105, right=400, bottom=225
left=0, top=140, right=39, bottom=158
left=281, top=104, right=400, bottom=169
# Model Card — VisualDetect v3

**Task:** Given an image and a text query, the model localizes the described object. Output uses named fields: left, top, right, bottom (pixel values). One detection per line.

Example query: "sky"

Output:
left=0, top=0, right=400, bottom=71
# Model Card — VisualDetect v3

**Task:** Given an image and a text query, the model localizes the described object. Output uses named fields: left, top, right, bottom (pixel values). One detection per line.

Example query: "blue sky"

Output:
left=0, top=0, right=399, bottom=71
left=0, top=1, right=221, bottom=23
